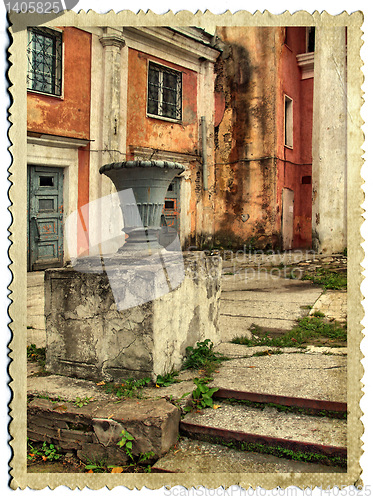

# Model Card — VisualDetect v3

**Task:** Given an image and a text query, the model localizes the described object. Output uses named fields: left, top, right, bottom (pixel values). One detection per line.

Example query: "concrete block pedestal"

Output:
left=45, top=251, right=221, bottom=381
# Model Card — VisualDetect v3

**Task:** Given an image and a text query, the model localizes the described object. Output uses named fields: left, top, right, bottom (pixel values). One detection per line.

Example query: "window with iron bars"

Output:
left=147, top=62, right=182, bottom=121
left=27, top=28, right=62, bottom=96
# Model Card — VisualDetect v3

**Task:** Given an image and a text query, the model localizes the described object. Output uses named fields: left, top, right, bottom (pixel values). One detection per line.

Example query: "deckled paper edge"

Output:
left=7, top=9, right=364, bottom=491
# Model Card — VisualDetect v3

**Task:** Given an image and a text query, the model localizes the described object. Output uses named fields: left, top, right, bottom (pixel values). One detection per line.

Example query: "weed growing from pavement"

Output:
left=156, top=371, right=180, bottom=387
left=182, top=339, right=229, bottom=376
left=232, top=316, right=347, bottom=348
left=219, top=398, right=347, bottom=419
left=301, top=268, right=347, bottom=290
left=73, top=396, right=92, bottom=408
left=103, top=377, right=151, bottom=399
left=116, top=429, right=155, bottom=472
left=183, top=378, right=219, bottom=413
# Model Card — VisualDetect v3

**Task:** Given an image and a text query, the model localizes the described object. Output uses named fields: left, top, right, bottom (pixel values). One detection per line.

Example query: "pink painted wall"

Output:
left=276, top=27, right=313, bottom=249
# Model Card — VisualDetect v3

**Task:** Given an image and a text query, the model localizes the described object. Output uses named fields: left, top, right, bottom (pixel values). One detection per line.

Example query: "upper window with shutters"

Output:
left=147, top=62, right=182, bottom=122
left=27, top=27, right=63, bottom=97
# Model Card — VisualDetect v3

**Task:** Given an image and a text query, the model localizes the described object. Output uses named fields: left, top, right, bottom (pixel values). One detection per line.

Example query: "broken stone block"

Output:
left=28, top=397, right=181, bottom=463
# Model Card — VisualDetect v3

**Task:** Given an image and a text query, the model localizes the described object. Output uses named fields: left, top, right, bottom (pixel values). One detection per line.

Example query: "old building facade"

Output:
left=26, top=24, right=347, bottom=270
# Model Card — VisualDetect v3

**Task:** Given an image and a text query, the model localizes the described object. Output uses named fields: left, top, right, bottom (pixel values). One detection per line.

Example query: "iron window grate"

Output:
left=27, top=27, right=62, bottom=96
left=147, top=62, right=182, bottom=121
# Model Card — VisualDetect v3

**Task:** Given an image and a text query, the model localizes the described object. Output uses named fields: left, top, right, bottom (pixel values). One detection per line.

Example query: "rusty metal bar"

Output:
left=214, top=388, right=347, bottom=415
left=180, top=422, right=347, bottom=460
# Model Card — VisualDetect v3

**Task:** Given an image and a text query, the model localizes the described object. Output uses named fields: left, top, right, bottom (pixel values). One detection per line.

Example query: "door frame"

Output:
left=27, top=165, right=64, bottom=271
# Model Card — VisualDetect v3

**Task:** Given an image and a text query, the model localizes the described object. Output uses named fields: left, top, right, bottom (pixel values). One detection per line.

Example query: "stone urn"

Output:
left=99, top=160, right=184, bottom=252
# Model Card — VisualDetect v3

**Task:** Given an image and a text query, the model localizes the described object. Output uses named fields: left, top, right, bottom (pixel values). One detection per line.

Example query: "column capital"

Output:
left=99, top=33, right=126, bottom=49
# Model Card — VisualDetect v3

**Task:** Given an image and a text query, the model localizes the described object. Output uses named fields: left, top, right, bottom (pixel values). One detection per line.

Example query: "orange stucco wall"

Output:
left=213, top=27, right=281, bottom=250
left=126, top=48, right=201, bottom=247
left=276, top=27, right=313, bottom=248
left=27, top=27, right=91, bottom=140
left=126, top=49, right=198, bottom=155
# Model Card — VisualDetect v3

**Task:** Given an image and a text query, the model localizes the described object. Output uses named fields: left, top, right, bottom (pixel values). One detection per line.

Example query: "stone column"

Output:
left=312, top=27, right=347, bottom=254
left=197, top=59, right=216, bottom=245
left=99, top=28, right=126, bottom=194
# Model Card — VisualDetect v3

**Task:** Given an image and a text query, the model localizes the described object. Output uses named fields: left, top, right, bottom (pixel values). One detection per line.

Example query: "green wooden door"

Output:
left=27, top=166, right=64, bottom=271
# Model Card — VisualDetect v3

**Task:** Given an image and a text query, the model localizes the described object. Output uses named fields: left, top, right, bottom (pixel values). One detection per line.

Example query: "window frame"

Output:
left=27, top=27, right=63, bottom=98
left=146, top=60, right=182, bottom=123
left=284, top=94, right=294, bottom=149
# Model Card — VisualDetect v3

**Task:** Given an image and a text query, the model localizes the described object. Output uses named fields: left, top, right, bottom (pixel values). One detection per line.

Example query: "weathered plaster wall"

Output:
left=126, top=48, right=198, bottom=155
left=27, top=28, right=91, bottom=140
left=213, top=27, right=280, bottom=250
left=126, top=48, right=207, bottom=249
left=276, top=27, right=313, bottom=249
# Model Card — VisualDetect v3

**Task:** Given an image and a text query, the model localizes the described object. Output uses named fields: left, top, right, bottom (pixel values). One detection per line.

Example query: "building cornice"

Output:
left=296, top=52, right=315, bottom=80
left=122, top=27, right=221, bottom=66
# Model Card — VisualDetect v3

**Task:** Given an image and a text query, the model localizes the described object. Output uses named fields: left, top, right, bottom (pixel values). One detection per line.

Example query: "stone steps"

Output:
left=152, top=436, right=346, bottom=473
left=180, top=401, right=347, bottom=450
left=153, top=396, right=347, bottom=473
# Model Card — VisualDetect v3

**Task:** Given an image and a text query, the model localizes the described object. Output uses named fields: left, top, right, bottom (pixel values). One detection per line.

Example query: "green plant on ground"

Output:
left=117, top=430, right=135, bottom=461
left=27, top=344, right=46, bottom=369
left=231, top=316, right=347, bottom=349
left=27, top=438, right=62, bottom=462
left=103, top=377, right=151, bottom=399
left=184, top=378, right=219, bottom=412
left=182, top=339, right=229, bottom=375
left=343, top=247, right=347, bottom=257
left=155, top=371, right=179, bottom=387
left=117, top=430, right=155, bottom=471
left=72, top=396, right=92, bottom=408
left=84, top=458, right=108, bottom=473
left=301, top=268, right=347, bottom=290
left=311, top=310, right=325, bottom=318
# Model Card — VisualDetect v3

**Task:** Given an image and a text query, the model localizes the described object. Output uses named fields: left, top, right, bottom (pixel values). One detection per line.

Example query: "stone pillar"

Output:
left=312, top=27, right=347, bottom=254
left=197, top=60, right=216, bottom=246
left=99, top=29, right=126, bottom=193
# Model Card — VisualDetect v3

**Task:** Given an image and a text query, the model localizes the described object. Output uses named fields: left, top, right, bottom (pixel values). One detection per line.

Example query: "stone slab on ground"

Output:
left=28, top=396, right=180, bottom=463
left=310, top=290, right=347, bottom=322
left=182, top=402, right=346, bottom=448
left=27, top=373, right=117, bottom=402
left=211, top=352, right=347, bottom=402
left=153, top=437, right=346, bottom=473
